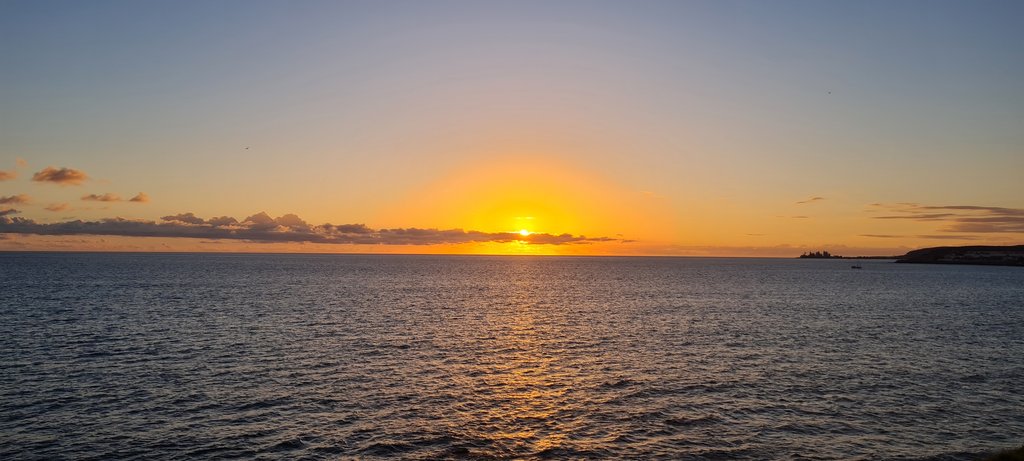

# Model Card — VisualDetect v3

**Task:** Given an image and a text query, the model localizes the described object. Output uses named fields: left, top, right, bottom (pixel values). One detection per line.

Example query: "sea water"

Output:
left=1, top=253, right=1022, bottom=460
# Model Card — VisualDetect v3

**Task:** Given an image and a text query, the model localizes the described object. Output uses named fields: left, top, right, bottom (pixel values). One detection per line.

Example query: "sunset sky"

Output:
left=2, top=0, right=1022, bottom=256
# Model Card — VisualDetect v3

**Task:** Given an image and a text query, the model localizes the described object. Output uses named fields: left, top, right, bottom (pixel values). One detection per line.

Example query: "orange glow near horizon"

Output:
left=372, top=155, right=679, bottom=255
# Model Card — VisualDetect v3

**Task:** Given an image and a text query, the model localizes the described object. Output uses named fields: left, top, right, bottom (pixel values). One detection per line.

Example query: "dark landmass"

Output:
left=798, top=251, right=896, bottom=260
left=896, top=245, right=1024, bottom=267
left=799, top=251, right=842, bottom=259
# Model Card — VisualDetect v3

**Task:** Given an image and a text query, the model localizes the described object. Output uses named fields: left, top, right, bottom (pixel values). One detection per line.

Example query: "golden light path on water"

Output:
left=3, top=254, right=1023, bottom=459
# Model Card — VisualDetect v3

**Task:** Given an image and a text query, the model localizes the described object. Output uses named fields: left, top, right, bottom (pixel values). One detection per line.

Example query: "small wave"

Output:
left=235, top=396, right=293, bottom=412
left=266, top=437, right=305, bottom=452
left=359, top=441, right=416, bottom=456
left=533, top=446, right=605, bottom=459
left=601, top=378, right=640, bottom=389
left=665, top=414, right=723, bottom=427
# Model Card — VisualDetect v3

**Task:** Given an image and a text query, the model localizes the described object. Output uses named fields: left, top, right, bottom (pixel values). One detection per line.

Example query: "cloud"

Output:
left=45, top=203, right=71, bottom=212
left=129, top=192, right=150, bottom=203
left=82, top=193, right=122, bottom=202
left=16, top=158, right=28, bottom=168
left=860, top=233, right=981, bottom=240
left=32, top=167, right=89, bottom=185
left=1, top=211, right=625, bottom=246
left=916, top=234, right=983, bottom=240
left=207, top=216, right=239, bottom=227
left=0, top=209, right=19, bottom=217
left=0, top=194, right=30, bottom=205
left=874, top=213, right=955, bottom=221
left=796, top=196, right=825, bottom=204
left=870, top=203, right=1024, bottom=233
left=161, top=212, right=206, bottom=225
left=0, top=171, right=15, bottom=181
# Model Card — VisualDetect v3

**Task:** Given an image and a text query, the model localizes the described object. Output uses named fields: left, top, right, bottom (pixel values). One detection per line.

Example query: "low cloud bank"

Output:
left=0, top=211, right=622, bottom=246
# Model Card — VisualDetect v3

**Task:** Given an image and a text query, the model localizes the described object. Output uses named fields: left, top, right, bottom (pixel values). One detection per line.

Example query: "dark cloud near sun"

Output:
left=162, top=212, right=206, bottom=225
left=32, top=166, right=89, bottom=185
left=206, top=216, right=239, bottom=227
left=870, top=203, right=1024, bottom=233
left=1, top=212, right=625, bottom=246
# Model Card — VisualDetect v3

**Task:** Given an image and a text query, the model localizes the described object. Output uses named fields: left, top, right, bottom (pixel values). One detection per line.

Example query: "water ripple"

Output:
left=1, top=254, right=1022, bottom=460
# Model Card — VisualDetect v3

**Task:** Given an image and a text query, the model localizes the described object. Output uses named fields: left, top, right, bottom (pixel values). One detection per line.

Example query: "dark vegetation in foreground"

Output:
left=983, top=445, right=1024, bottom=461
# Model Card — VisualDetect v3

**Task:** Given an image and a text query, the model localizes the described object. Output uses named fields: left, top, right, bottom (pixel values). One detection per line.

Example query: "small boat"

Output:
left=851, top=263, right=863, bottom=269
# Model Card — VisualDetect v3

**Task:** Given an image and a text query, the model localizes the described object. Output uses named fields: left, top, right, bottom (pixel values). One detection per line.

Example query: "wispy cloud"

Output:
left=0, top=194, right=31, bottom=205
left=45, top=203, right=71, bottom=212
left=129, top=192, right=150, bottom=203
left=0, top=209, right=19, bottom=217
left=0, top=171, right=15, bottom=181
left=796, top=196, right=825, bottom=204
left=0, top=211, right=625, bottom=246
left=32, top=167, right=89, bottom=185
left=870, top=203, right=1024, bottom=233
left=82, top=193, right=122, bottom=202
left=860, top=233, right=981, bottom=240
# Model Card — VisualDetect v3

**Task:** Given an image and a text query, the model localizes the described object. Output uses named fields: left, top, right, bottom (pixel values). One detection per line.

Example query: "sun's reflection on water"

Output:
left=448, top=260, right=595, bottom=456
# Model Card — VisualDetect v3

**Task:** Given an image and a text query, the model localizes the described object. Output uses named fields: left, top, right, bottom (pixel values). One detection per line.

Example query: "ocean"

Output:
left=1, top=253, right=1022, bottom=460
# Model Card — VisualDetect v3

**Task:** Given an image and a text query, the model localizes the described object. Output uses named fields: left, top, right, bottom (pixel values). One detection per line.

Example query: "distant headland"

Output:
left=895, top=245, right=1024, bottom=267
left=798, top=251, right=894, bottom=260
left=797, top=245, right=1024, bottom=266
left=798, top=250, right=842, bottom=259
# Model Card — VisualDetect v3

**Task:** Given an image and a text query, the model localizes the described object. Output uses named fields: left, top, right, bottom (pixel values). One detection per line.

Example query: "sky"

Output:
left=1, top=0, right=1022, bottom=256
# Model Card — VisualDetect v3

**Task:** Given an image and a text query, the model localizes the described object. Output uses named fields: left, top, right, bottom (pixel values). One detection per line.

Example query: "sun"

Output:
left=519, top=229, right=531, bottom=236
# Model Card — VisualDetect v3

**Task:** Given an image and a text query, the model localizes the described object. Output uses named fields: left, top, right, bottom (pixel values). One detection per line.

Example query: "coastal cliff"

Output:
left=896, top=245, right=1024, bottom=267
